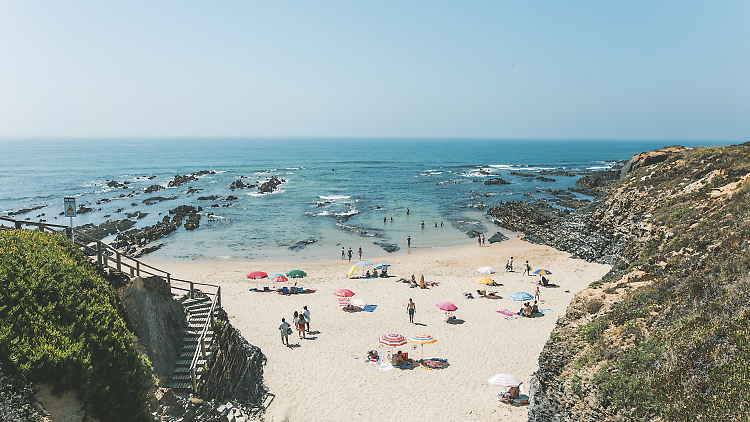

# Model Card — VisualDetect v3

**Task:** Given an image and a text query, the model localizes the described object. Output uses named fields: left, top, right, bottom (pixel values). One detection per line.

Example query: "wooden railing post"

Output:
left=191, top=368, right=197, bottom=393
left=189, top=282, right=194, bottom=299
left=200, top=337, right=206, bottom=360
left=217, top=286, right=221, bottom=308
left=65, top=227, right=73, bottom=239
left=136, top=261, right=140, bottom=277
left=167, top=273, right=171, bottom=286
left=15, top=222, right=21, bottom=229
left=116, top=252, right=122, bottom=272
left=97, top=242, right=103, bottom=267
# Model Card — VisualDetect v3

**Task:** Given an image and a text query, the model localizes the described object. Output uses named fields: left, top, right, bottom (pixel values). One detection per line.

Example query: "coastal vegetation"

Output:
left=530, top=143, right=750, bottom=421
left=0, top=230, right=153, bottom=422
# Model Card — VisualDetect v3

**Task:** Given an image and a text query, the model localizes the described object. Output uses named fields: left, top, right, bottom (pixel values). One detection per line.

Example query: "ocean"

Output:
left=0, top=138, right=734, bottom=261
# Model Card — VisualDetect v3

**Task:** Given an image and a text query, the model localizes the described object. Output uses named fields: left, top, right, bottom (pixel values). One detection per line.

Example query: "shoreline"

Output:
left=145, top=236, right=610, bottom=422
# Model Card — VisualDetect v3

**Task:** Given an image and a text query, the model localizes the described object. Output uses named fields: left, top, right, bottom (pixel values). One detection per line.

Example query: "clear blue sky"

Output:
left=1, top=1, right=748, bottom=140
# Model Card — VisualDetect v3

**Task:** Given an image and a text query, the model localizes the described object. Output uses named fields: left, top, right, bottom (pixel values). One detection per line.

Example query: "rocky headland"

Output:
left=485, top=144, right=750, bottom=421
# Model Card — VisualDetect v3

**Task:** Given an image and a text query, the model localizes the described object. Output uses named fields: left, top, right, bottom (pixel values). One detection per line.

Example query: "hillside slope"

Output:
left=524, top=143, right=750, bottom=421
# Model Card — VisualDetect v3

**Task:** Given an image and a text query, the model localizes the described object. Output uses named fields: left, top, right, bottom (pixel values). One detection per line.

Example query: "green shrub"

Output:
left=0, top=230, right=151, bottom=422
left=579, top=317, right=609, bottom=344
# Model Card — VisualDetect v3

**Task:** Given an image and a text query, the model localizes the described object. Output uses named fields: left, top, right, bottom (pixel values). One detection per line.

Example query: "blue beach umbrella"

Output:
left=533, top=269, right=552, bottom=275
left=374, top=263, right=390, bottom=270
left=508, top=292, right=534, bottom=301
left=270, top=273, right=285, bottom=278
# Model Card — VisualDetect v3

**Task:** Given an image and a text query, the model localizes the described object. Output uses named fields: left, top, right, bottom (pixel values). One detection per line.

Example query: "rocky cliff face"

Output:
left=508, top=144, right=750, bottom=421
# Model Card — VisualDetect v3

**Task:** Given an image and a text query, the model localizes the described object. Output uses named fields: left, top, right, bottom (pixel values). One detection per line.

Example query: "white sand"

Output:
left=148, top=237, right=609, bottom=422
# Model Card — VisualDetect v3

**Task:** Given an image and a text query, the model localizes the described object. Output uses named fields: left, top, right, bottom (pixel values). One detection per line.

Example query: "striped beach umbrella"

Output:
left=379, top=333, right=407, bottom=355
left=533, top=269, right=552, bottom=275
left=271, top=275, right=288, bottom=283
left=408, top=334, right=437, bottom=359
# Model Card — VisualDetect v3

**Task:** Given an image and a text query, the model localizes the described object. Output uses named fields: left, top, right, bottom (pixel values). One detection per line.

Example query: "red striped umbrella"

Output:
left=272, top=275, right=288, bottom=283
left=379, top=333, right=407, bottom=347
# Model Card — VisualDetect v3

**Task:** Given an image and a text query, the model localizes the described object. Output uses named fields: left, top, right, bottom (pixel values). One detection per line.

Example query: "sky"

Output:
left=1, top=1, right=748, bottom=140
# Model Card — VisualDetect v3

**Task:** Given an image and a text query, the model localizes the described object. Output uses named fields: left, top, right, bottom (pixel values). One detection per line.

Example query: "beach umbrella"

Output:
left=379, top=333, right=407, bottom=355
left=488, top=373, right=523, bottom=388
left=270, top=273, right=285, bottom=278
left=286, top=270, right=307, bottom=278
left=508, top=292, right=534, bottom=301
left=246, top=271, right=268, bottom=279
left=436, top=302, right=457, bottom=311
left=334, top=289, right=355, bottom=297
left=533, top=269, right=552, bottom=275
left=474, top=277, right=495, bottom=285
left=408, top=334, right=437, bottom=359
left=271, top=275, right=288, bottom=283
left=374, top=263, right=390, bottom=270
left=356, top=261, right=373, bottom=267
left=347, top=265, right=358, bottom=278
left=477, top=267, right=496, bottom=274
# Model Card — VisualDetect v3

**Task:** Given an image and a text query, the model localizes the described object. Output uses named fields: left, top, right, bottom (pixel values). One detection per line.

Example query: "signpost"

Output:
left=64, top=197, right=76, bottom=242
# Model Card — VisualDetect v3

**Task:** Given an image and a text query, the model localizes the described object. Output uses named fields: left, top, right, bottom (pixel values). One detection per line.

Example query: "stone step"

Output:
left=174, top=366, right=203, bottom=374
left=186, top=304, right=212, bottom=313
left=175, top=359, right=206, bottom=367
left=181, top=297, right=210, bottom=307
left=179, top=350, right=213, bottom=358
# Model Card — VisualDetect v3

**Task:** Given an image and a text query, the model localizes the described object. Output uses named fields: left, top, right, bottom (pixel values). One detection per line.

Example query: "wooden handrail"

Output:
left=190, top=285, right=221, bottom=393
left=1, top=216, right=220, bottom=306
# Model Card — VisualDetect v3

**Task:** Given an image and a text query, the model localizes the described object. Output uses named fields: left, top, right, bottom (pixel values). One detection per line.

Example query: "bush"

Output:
left=0, top=230, right=151, bottom=422
left=579, top=317, right=609, bottom=344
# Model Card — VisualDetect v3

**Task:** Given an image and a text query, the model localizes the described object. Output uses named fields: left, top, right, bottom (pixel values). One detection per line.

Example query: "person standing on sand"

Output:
left=347, top=248, right=353, bottom=262
left=407, top=299, right=416, bottom=323
left=535, top=287, right=540, bottom=302
left=279, top=318, right=290, bottom=346
left=407, top=236, right=411, bottom=248
left=297, top=310, right=306, bottom=339
left=341, top=247, right=345, bottom=260
left=478, top=236, right=482, bottom=247
left=506, top=257, right=513, bottom=272
left=303, top=306, right=311, bottom=333
left=482, top=234, right=486, bottom=246
left=358, top=247, right=362, bottom=260
left=523, top=261, right=531, bottom=276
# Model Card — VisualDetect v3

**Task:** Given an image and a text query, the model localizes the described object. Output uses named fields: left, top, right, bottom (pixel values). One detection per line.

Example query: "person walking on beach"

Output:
left=535, top=287, right=540, bottom=302
left=347, top=248, right=353, bottom=262
left=407, top=299, right=416, bottom=323
left=523, top=261, right=531, bottom=276
left=303, top=306, right=311, bottom=333
left=279, top=318, right=291, bottom=347
left=478, top=236, right=482, bottom=247
left=407, top=236, right=411, bottom=248
left=406, top=208, right=410, bottom=215
left=358, top=247, right=362, bottom=260
left=506, top=257, right=513, bottom=272
left=297, top=310, right=306, bottom=339
left=341, top=247, right=345, bottom=260
left=482, top=234, right=486, bottom=246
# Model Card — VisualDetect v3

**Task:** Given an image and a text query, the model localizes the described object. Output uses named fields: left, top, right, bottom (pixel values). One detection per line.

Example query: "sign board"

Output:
left=64, top=197, right=76, bottom=217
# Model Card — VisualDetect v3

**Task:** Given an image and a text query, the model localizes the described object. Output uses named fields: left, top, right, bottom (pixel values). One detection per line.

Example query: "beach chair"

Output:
left=351, top=298, right=365, bottom=309
left=281, top=286, right=289, bottom=295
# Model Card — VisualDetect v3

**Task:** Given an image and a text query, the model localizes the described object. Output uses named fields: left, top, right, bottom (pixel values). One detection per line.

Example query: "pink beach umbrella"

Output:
left=436, top=302, right=457, bottom=311
left=335, top=289, right=355, bottom=308
left=246, top=271, right=268, bottom=279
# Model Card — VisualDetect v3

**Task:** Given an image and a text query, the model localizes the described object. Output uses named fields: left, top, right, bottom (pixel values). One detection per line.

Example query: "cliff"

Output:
left=502, top=143, right=750, bottom=421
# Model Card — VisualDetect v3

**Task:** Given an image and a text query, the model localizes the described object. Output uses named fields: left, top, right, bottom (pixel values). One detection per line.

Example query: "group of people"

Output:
left=477, top=234, right=486, bottom=247
left=342, top=247, right=364, bottom=262
left=518, top=300, right=540, bottom=317
left=366, top=349, right=414, bottom=368
left=364, top=267, right=388, bottom=278
left=279, top=305, right=311, bottom=346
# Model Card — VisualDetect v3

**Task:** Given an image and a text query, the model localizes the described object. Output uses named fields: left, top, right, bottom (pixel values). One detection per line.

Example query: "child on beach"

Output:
left=523, top=261, right=531, bottom=276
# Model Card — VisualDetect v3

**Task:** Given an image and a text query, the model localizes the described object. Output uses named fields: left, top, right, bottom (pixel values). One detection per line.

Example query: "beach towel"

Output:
left=497, top=310, right=515, bottom=316
left=377, top=361, right=394, bottom=372
left=540, top=309, right=554, bottom=313
left=361, top=304, right=377, bottom=312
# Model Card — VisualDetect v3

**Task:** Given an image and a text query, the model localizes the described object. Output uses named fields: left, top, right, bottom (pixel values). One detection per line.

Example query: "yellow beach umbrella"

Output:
left=408, top=334, right=437, bottom=360
left=475, top=277, right=495, bottom=285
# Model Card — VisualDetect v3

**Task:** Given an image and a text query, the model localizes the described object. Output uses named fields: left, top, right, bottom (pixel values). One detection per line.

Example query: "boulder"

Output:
left=484, top=178, right=510, bottom=185
left=144, top=185, right=165, bottom=194
left=619, top=145, right=685, bottom=178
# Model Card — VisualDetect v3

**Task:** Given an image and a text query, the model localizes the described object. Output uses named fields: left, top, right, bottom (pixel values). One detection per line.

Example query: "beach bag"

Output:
left=287, top=327, right=293, bottom=335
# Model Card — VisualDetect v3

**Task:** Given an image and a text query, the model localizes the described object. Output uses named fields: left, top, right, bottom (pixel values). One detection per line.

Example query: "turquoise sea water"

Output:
left=0, top=138, right=735, bottom=261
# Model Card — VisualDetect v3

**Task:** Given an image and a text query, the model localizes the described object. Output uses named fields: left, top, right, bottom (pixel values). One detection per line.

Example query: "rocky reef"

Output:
left=496, top=144, right=750, bottom=421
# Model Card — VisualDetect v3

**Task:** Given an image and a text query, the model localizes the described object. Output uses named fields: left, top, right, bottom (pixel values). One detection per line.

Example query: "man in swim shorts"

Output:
left=407, top=299, right=416, bottom=323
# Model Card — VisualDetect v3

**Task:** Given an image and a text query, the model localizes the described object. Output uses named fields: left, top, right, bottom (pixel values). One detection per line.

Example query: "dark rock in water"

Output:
left=226, top=195, right=238, bottom=201
left=76, top=219, right=137, bottom=240
left=168, top=174, right=198, bottom=187
left=374, top=242, right=400, bottom=253
left=77, top=204, right=94, bottom=214
left=466, top=229, right=482, bottom=238
left=486, top=200, right=564, bottom=233
left=126, top=211, right=148, bottom=219
left=107, top=180, right=127, bottom=188
left=336, top=222, right=385, bottom=238
left=186, top=187, right=203, bottom=194
left=575, top=170, right=619, bottom=190
left=510, top=172, right=537, bottom=178
left=484, top=178, right=510, bottom=185
left=539, top=170, right=576, bottom=177
left=133, top=243, right=164, bottom=258
left=95, top=198, right=110, bottom=204
left=115, top=208, right=124, bottom=213
left=488, top=232, right=508, bottom=243
left=289, top=238, right=317, bottom=251
left=197, top=195, right=220, bottom=201
left=536, top=176, right=556, bottom=182
left=184, top=211, right=200, bottom=230
left=143, top=196, right=178, bottom=205
left=144, top=184, right=164, bottom=194
left=169, top=205, right=197, bottom=227
left=259, top=176, right=284, bottom=193
left=8, top=205, right=47, bottom=216
left=211, top=204, right=220, bottom=208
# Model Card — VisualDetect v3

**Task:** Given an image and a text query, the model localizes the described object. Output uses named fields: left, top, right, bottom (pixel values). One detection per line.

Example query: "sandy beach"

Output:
left=148, top=236, right=610, bottom=422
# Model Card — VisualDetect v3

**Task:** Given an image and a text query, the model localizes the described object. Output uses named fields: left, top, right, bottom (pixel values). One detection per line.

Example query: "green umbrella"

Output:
left=286, top=270, right=307, bottom=278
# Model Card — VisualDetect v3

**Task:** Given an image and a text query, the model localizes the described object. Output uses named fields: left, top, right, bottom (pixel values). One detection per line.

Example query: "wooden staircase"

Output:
left=169, top=294, right=217, bottom=392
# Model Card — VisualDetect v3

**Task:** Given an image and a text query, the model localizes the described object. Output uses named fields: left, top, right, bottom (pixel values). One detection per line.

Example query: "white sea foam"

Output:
left=319, top=195, right=351, bottom=200
left=335, top=208, right=359, bottom=217
left=317, top=210, right=331, bottom=216
left=586, top=165, right=613, bottom=170
left=247, top=189, right=286, bottom=197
